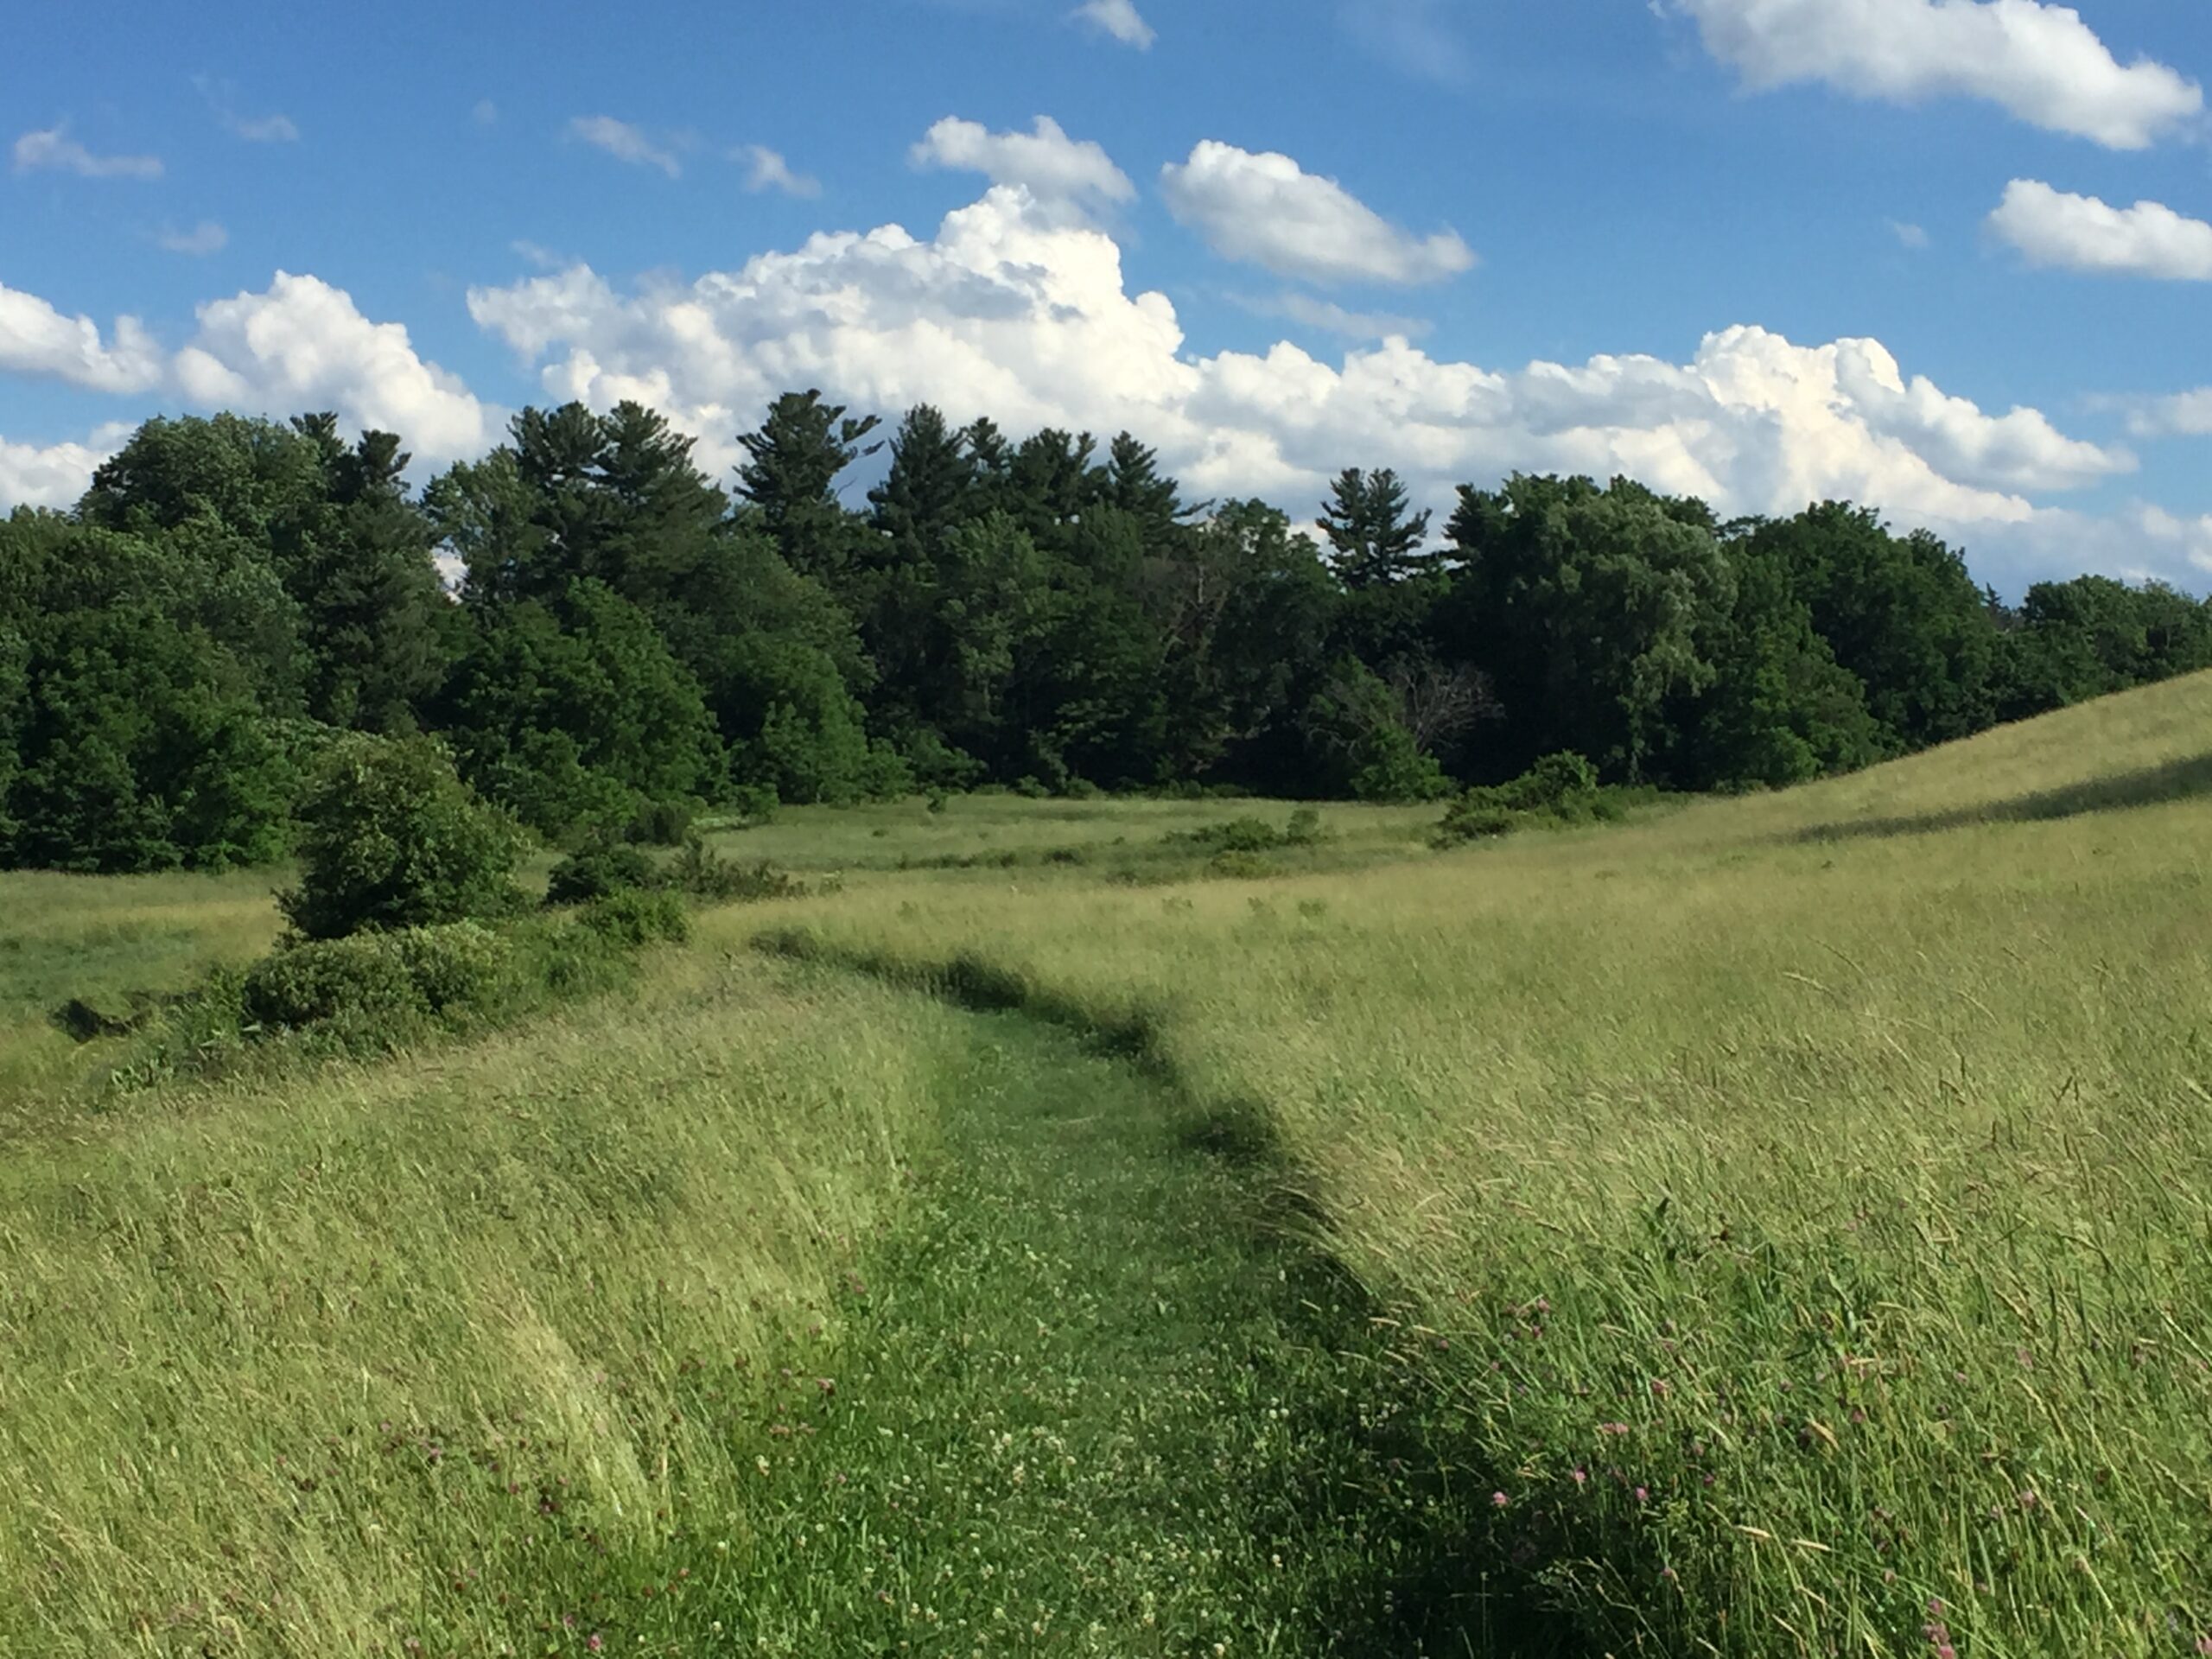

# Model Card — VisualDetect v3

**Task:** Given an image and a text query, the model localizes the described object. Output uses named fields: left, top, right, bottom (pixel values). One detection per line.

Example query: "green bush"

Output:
left=1284, top=807, right=1324, bottom=846
left=729, top=783, right=779, bottom=824
left=546, top=842, right=658, bottom=906
left=1434, top=798, right=1520, bottom=845
left=1508, top=750, right=1602, bottom=816
left=668, top=836, right=802, bottom=904
left=388, top=922, right=518, bottom=1016
left=626, top=798, right=695, bottom=847
left=243, top=921, right=523, bottom=1037
left=579, top=887, right=691, bottom=948
left=281, top=734, right=525, bottom=941
left=243, top=935, right=429, bottom=1035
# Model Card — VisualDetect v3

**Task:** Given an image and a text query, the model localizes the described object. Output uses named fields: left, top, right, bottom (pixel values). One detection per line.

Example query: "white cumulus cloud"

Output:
left=1987, top=179, right=2212, bottom=279
left=1071, top=0, right=1155, bottom=48
left=461, top=181, right=2131, bottom=588
left=911, top=117, right=1134, bottom=222
left=0, top=283, right=165, bottom=392
left=1674, top=0, right=2202, bottom=149
left=10, top=125, right=162, bottom=180
left=0, top=424, right=134, bottom=512
left=740, top=144, right=822, bottom=198
left=569, top=116, right=682, bottom=177
left=1160, top=141, right=1475, bottom=287
left=0, top=274, right=498, bottom=465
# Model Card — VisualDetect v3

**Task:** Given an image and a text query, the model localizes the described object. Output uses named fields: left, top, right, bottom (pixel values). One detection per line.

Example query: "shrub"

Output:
left=1284, top=807, right=1324, bottom=846
left=579, top=887, right=691, bottom=948
left=1014, top=776, right=1052, bottom=799
left=1509, top=750, right=1602, bottom=816
left=668, top=835, right=803, bottom=904
left=281, top=735, right=524, bottom=941
left=243, top=921, right=523, bottom=1036
left=729, top=783, right=779, bottom=824
left=243, top=935, right=428, bottom=1035
left=388, top=922, right=518, bottom=1016
left=626, top=798, right=695, bottom=847
left=546, top=842, right=658, bottom=906
left=1208, top=817, right=1282, bottom=854
left=1434, top=798, right=1520, bottom=845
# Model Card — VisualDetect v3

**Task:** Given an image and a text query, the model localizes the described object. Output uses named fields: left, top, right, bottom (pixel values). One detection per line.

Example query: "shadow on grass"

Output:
left=757, top=926, right=1585, bottom=1657
left=1796, top=750, right=2212, bottom=846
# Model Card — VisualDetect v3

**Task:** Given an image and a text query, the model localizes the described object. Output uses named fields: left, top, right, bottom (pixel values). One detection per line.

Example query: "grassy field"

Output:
left=5, top=681, right=2212, bottom=1654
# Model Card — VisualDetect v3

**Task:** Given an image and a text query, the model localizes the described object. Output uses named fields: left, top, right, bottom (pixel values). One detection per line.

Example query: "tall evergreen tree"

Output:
left=1319, top=467, right=1432, bottom=589
left=734, top=390, right=881, bottom=587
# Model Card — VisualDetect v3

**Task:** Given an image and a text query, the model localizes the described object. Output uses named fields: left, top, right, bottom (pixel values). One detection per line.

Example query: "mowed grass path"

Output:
left=713, top=980, right=1491, bottom=1656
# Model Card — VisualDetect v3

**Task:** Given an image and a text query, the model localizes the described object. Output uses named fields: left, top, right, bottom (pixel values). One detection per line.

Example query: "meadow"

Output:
left=6, top=681, right=2212, bottom=1655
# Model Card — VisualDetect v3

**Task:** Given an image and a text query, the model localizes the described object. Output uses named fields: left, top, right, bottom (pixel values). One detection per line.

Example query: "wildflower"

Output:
left=1636, top=1486, right=1649, bottom=1503
left=1572, top=1468, right=1588, bottom=1487
left=1491, top=1491, right=1510, bottom=1509
left=588, top=1637, right=604, bottom=1653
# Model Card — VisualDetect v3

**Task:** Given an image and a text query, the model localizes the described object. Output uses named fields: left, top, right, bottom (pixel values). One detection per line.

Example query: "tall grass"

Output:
left=0, top=918, right=951, bottom=1655
left=783, top=675, right=2212, bottom=1654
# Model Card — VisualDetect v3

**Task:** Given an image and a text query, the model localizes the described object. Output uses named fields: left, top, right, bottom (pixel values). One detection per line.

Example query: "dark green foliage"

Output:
left=281, top=735, right=525, bottom=940
left=626, top=798, right=695, bottom=847
left=668, top=835, right=802, bottom=903
left=1738, top=504, right=1995, bottom=753
left=2, top=598, right=291, bottom=874
left=545, top=842, right=658, bottom=906
left=578, top=887, right=691, bottom=947
left=1319, top=467, right=1432, bottom=589
left=1436, top=752, right=1611, bottom=845
left=8, top=394, right=2208, bottom=887
left=1442, top=476, right=1733, bottom=780
left=441, top=578, right=727, bottom=839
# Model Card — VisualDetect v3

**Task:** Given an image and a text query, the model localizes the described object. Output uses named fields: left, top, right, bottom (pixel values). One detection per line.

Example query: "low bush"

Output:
left=243, top=920, right=525, bottom=1040
left=388, top=921, right=519, bottom=1015
left=578, top=887, right=691, bottom=948
left=668, top=836, right=803, bottom=904
left=546, top=842, right=658, bottom=906
left=243, top=934, right=429, bottom=1037
left=1436, top=752, right=1613, bottom=847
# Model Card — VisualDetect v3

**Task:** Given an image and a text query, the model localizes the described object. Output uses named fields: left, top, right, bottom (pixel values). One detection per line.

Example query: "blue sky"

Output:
left=4, top=0, right=2211, bottom=591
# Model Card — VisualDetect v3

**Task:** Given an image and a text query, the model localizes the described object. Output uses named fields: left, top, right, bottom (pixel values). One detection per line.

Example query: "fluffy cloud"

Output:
left=463, top=181, right=2126, bottom=580
left=740, top=144, right=822, bottom=198
left=1987, top=180, right=2212, bottom=280
left=1674, top=0, right=2202, bottom=149
left=171, top=274, right=498, bottom=460
left=156, top=221, right=230, bottom=257
left=910, top=117, right=1133, bottom=220
left=0, top=424, right=131, bottom=512
left=569, top=116, right=681, bottom=177
left=10, top=125, right=162, bottom=180
left=0, top=283, right=164, bottom=392
left=1160, top=142, right=1475, bottom=286
left=1071, top=0, right=1154, bottom=49
left=0, top=274, right=497, bottom=463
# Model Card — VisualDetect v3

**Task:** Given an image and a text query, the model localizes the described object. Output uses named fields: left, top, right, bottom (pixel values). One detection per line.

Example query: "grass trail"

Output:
left=714, top=958, right=1498, bottom=1656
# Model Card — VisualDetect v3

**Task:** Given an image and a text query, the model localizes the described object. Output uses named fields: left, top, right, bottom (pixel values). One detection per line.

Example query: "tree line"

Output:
left=3, top=393, right=2207, bottom=874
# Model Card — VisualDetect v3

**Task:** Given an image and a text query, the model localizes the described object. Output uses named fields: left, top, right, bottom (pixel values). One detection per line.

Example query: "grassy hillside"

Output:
left=6, top=677, right=2212, bottom=1654
left=779, top=673, right=2212, bottom=1656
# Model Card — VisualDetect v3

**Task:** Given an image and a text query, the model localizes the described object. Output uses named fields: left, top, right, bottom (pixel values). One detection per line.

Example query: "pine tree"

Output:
left=1319, top=467, right=1433, bottom=589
